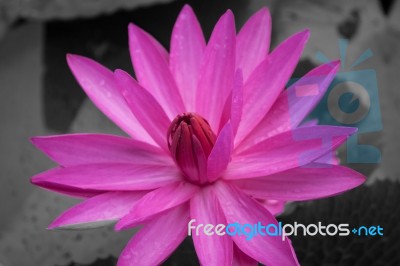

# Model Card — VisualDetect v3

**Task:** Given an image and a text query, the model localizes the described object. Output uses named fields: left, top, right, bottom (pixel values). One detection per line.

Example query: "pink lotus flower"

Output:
left=31, top=5, right=365, bottom=266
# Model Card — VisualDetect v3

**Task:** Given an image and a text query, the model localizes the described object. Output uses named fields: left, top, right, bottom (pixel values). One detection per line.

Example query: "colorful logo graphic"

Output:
left=312, top=39, right=382, bottom=163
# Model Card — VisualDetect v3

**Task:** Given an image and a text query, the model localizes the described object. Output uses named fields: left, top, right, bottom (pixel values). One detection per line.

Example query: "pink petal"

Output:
left=32, top=164, right=181, bottom=191
left=233, top=245, right=258, bottom=266
left=195, top=10, right=236, bottom=131
left=238, top=61, right=340, bottom=152
left=115, top=182, right=198, bottom=230
left=170, top=4, right=206, bottom=111
left=128, top=24, right=185, bottom=119
left=234, top=163, right=365, bottom=201
left=207, top=122, right=233, bottom=182
left=34, top=182, right=102, bottom=198
left=226, top=126, right=357, bottom=180
left=236, top=7, right=271, bottom=81
left=190, top=187, right=233, bottom=266
left=235, top=30, right=310, bottom=146
left=230, top=72, right=244, bottom=137
left=115, top=69, right=171, bottom=153
left=191, top=136, right=208, bottom=184
left=288, top=238, right=301, bottom=265
left=219, top=70, right=244, bottom=136
left=31, top=133, right=172, bottom=167
left=66, top=54, right=153, bottom=144
left=257, top=199, right=285, bottom=216
left=142, top=29, right=169, bottom=64
left=214, top=181, right=298, bottom=266
left=301, top=119, right=319, bottom=127
left=48, top=191, right=146, bottom=229
left=117, top=204, right=190, bottom=266
left=315, top=150, right=340, bottom=165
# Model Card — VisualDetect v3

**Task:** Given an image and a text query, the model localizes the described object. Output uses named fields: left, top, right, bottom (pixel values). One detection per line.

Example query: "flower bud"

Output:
left=167, top=113, right=216, bottom=184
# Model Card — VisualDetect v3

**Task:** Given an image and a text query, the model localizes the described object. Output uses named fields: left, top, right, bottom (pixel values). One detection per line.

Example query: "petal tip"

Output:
left=349, top=127, right=358, bottom=135
left=345, top=166, right=367, bottom=188
left=29, top=136, right=41, bottom=146
left=290, top=29, right=310, bottom=43
left=128, top=23, right=141, bottom=40
left=114, top=68, right=127, bottom=78
left=66, top=54, right=101, bottom=77
left=224, top=9, right=235, bottom=20
left=178, top=4, right=197, bottom=24
left=114, top=221, right=126, bottom=231
left=300, top=28, right=311, bottom=40
left=215, top=9, right=234, bottom=26
left=47, top=222, right=58, bottom=230
left=30, top=176, right=43, bottom=187
left=253, top=6, right=271, bottom=21
left=66, top=53, right=75, bottom=61
left=66, top=53, right=85, bottom=66
left=128, top=22, right=136, bottom=30
left=358, top=173, right=367, bottom=184
left=181, top=3, right=194, bottom=13
left=258, top=6, right=270, bottom=13
left=302, top=28, right=311, bottom=35
left=327, top=60, right=341, bottom=72
left=113, top=70, right=135, bottom=96
left=30, top=170, right=56, bottom=187
left=128, top=23, right=143, bottom=37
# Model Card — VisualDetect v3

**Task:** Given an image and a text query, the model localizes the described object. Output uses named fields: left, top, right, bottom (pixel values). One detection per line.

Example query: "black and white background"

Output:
left=0, top=0, right=399, bottom=265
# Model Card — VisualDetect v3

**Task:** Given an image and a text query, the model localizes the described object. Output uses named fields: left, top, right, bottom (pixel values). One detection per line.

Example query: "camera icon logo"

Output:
left=311, top=39, right=382, bottom=163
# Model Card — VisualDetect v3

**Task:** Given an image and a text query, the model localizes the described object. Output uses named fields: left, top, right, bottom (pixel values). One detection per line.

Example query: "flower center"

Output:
left=167, top=112, right=216, bottom=185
